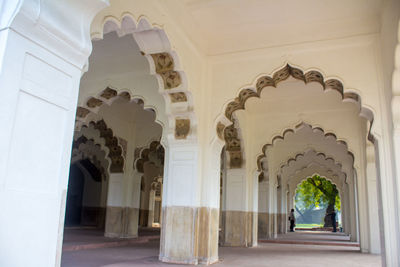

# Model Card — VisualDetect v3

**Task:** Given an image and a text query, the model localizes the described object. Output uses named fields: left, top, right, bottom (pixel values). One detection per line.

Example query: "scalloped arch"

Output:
left=280, top=149, right=347, bottom=183
left=289, top=162, right=346, bottom=189
left=82, top=14, right=196, bottom=140
left=221, top=64, right=374, bottom=124
left=75, top=120, right=125, bottom=173
left=217, top=64, right=375, bottom=170
left=71, top=138, right=110, bottom=180
left=134, top=140, right=164, bottom=173
left=76, top=87, right=163, bottom=131
left=257, top=122, right=355, bottom=172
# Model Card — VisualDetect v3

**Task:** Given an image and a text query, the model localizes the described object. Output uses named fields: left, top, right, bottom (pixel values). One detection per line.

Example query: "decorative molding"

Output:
left=224, top=64, right=370, bottom=122
left=100, top=87, right=118, bottom=99
left=87, top=97, right=103, bottom=108
left=175, top=119, right=190, bottom=139
left=224, top=124, right=242, bottom=168
left=216, top=122, right=225, bottom=140
left=218, top=64, right=375, bottom=167
left=160, top=70, right=182, bottom=89
left=169, top=92, right=187, bottom=103
left=151, top=53, right=174, bottom=73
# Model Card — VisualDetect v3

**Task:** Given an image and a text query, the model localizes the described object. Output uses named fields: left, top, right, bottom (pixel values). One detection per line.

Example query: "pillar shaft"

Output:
left=221, top=168, right=253, bottom=247
left=0, top=2, right=107, bottom=266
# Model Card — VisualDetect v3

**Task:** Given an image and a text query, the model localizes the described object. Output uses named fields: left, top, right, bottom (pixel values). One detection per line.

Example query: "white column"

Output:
left=251, top=171, right=259, bottom=246
left=104, top=173, right=125, bottom=237
left=148, top=189, right=156, bottom=227
left=258, top=178, right=269, bottom=239
left=159, top=142, right=203, bottom=264
left=355, top=140, right=371, bottom=252
left=391, top=29, right=400, bottom=266
left=366, top=143, right=382, bottom=254
left=348, top=179, right=358, bottom=242
left=222, top=168, right=252, bottom=246
left=0, top=2, right=106, bottom=266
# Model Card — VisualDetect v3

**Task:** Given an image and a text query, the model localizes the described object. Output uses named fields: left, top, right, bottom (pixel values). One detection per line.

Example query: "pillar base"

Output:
left=159, top=206, right=219, bottom=265
left=104, top=206, right=139, bottom=238
left=221, top=210, right=254, bottom=247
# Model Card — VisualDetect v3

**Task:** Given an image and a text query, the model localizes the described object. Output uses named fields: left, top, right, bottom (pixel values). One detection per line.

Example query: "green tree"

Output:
left=296, top=175, right=340, bottom=226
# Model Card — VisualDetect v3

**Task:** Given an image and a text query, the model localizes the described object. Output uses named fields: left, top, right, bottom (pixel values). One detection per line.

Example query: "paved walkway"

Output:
left=259, top=231, right=359, bottom=247
left=61, top=229, right=382, bottom=267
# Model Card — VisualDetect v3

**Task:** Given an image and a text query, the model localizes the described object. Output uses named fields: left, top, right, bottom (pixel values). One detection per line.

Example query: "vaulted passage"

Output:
left=1, top=1, right=399, bottom=267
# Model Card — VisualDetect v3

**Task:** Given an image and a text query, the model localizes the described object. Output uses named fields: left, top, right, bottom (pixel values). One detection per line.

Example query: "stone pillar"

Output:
left=159, top=143, right=218, bottom=265
left=355, top=138, right=371, bottom=253
left=258, top=178, right=269, bottom=239
left=252, top=173, right=259, bottom=246
left=105, top=173, right=137, bottom=238
left=148, top=189, right=156, bottom=227
left=221, top=168, right=252, bottom=246
left=104, top=139, right=140, bottom=239
left=391, top=32, right=400, bottom=266
left=285, top=190, right=290, bottom=233
left=276, top=185, right=283, bottom=234
left=348, top=179, right=358, bottom=242
left=0, top=2, right=107, bottom=266
left=341, top=184, right=350, bottom=235
left=366, top=143, right=382, bottom=254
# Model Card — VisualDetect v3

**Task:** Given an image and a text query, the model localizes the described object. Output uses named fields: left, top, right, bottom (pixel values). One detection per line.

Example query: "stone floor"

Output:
left=61, top=229, right=382, bottom=267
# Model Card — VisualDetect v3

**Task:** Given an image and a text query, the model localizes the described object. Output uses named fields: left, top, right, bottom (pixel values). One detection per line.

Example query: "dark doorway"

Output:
left=65, top=164, right=85, bottom=226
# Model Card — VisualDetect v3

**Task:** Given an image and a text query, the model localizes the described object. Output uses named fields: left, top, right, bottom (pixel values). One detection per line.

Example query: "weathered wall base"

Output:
left=159, top=206, right=219, bottom=265
left=258, top=212, right=270, bottom=239
left=221, top=211, right=254, bottom=247
left=104, top=206, right=139, bottom=238
left=197, top=207, right=219, bottom=265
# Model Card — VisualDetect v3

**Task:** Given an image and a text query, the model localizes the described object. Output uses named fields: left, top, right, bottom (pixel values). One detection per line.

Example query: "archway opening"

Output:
left=294, top=175, right=341, bottom=232
left=61, top=16, right=180, bottom=260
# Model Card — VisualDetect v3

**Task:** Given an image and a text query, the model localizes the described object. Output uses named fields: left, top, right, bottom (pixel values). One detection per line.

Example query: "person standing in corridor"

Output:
left=289, top=209, right=296, bottom=232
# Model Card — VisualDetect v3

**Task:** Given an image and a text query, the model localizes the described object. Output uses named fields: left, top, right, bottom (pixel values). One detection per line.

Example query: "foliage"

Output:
left=295, top=175, right=340, bottom=211
left=295, top=224, right=323, bottom=228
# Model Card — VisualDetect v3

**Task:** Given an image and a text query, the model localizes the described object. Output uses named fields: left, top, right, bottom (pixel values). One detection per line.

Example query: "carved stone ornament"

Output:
left=224, top=64, right=350, bottom=122
left=160, top=70, right=181, bottom=89
left=86, top=97, right=103, bottom=108
left=119, top=91, right=131, bottom=101
left=229, top=151, right=242, bottom=168
left=175, top=119, right=190, bottom=139
left=151, top=53, right=174, bottom=73
left=169, top=92, right=187, bottom=103
left=100, top=87, right=117, bottom=99
left=217, top=122, right=225, bottom=140
left=76, top=107, right=90, bottom=118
